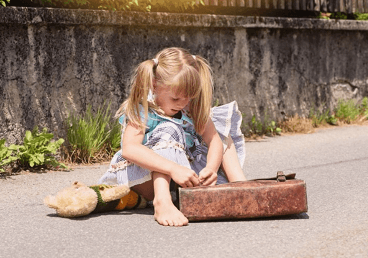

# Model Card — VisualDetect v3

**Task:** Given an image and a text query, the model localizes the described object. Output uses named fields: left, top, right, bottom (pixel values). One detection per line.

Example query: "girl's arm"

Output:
left=122, top=122, right=200, bottom=188
left=199, top=119, right=224, bottom=186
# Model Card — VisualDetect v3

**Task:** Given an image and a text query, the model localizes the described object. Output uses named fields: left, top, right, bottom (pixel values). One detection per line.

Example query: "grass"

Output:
left=318, top=12, right=368, bottom=21
left=62, top=102, right=121, bottom=164
left=277, top=97, right=368, bottom=137
left=279, top=114, right=315, bottom=134
left=241, top=110, right=282, bottom=139
left=233, top=98, right=368, bottom=140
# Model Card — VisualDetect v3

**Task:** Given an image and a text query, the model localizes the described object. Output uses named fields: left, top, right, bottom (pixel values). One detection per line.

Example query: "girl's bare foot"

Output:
left=153, top=198, right=189, bottom=227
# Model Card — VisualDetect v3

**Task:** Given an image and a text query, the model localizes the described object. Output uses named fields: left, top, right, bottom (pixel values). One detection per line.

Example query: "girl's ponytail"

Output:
left=190, top=55, right=213, bottom=134
left=116, top=59, right=156, bottom=131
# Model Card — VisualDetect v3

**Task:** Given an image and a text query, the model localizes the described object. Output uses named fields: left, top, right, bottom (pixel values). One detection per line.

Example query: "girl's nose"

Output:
left=178, top=99, right=189, bottom=109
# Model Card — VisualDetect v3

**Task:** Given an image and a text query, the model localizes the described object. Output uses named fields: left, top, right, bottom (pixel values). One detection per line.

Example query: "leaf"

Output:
left=24, top=131, right=32, bottom=143
left=37, top=153, right=45, bottom=164
left=8, top=144, right=20, bottom=151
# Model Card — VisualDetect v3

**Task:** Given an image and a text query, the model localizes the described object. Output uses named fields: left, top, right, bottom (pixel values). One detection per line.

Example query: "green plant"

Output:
left=326, top=114, right=338, bottom=125
left=355, top=12, right=368, bottom=21
left=309, top=104, right=336, bottom=126
left=106, top=119, right=122, bottom=154
left=64, top=102, right=120, bottom=163
left=0, top=0, right=9, bottom=6
left=361, top=97, right=368, bottom=109
left=318, top=12, right=331, bottom=20
left=335, top=99, right=361, bottom=123
left=250, top=115, right=264, bottom=135
left=97, top=0, right=152, bottom=11
left=41, top=0, right=89, bottom=8
left=241, top=112, right=281, bottom=137
left=330, top=12, right=348, bottom=20
left=36, top=0, right=202, bottom=12
left=0, top=139, right=18, bottom=173
left=266, top=120, right=282, bottom=135
left=358, top=97, right=368, bottom=119
left=11, top=127, right=66, bottom=168
left=263, top=111, right=281, bottom=135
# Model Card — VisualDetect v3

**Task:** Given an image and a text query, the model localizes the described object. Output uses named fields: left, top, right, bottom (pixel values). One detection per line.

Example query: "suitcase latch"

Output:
left=277, top=171, right=286, bottom=182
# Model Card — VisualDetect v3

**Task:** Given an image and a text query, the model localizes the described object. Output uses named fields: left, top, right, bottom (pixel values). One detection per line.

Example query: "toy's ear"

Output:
left=73, top=181, right=86, bottom=187
left=100, top=185, right=130, bottom=202
left=44, top=195, right=58, bottom=209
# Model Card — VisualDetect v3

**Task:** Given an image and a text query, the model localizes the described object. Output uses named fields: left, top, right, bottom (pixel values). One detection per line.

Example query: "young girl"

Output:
left=99, top=47, right=246, bottom=226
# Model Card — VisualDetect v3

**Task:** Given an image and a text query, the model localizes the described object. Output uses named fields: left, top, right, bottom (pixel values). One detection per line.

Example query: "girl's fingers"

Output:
left=192, top=176, right=200, bottom=186
left=202, top=173, right=217, bottom=186
left=185, top=181, right=193, bottom=188
left=210, top=179, right=217, bottom=186
left=199, top=169, right=210, bottom=179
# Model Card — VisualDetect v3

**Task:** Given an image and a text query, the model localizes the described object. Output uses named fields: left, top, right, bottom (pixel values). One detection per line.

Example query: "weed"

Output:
left=10, top=127, right=66, bottom=169
left=241, top=112, right=281, bottom=138
left=280, top=98, right=368, bottom=134
left=326, top=114, right=338, bottom=125
left=63, top=102, right=120, bottom=163
left=318, top=12, right=331, bottom=19
left=355, top=13, right=368, bottom=21
left=106, top=119, right=122, bottom=154
left=263, top=111, right=282, bottom=136
left=309, top=104, right=337, bottom=127
left=0, top=0, right=9, bottom=6
left=335, top=99, right=361, bottom=124
left=36, top=0, right=202, bottom=12
left=359, top=97, right=368, bottom=116
left=330, top=12, right=348, bottom=19
left=0, top=139, right=18, bottom=173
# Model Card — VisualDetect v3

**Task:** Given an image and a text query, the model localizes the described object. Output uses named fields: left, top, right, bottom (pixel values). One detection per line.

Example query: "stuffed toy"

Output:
left=44, top=181, right=147, bottom=218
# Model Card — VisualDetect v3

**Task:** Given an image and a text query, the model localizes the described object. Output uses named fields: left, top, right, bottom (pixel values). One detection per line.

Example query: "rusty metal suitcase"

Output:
left=178, top=172, right=308, bottom=221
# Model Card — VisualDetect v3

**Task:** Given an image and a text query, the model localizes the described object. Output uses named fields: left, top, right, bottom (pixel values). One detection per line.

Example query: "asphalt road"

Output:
left=1, top=125, right=367, bottom=258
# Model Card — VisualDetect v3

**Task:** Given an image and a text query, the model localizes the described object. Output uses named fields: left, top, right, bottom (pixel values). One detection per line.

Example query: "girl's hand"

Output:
left=171, top=166, right=200, bottom=188
left=199, top=167, right=218, bottom=186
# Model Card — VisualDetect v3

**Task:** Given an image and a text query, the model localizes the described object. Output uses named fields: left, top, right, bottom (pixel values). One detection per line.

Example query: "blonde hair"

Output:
left=116, top=47, right=213, bottom=134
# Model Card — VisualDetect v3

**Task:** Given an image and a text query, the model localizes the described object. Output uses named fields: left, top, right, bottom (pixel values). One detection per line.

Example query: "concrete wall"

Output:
left=1, top=7, right=368, bottom=143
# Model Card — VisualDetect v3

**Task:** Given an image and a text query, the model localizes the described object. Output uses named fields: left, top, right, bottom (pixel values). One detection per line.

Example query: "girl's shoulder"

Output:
left=118, top=105, right=160, bottom=127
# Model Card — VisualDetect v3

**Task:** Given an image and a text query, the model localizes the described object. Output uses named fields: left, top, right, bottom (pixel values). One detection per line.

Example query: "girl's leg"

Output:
left=131, top=172, right=188, bottom=227
left=152, top=172, right=188, bottom=227
left=131, top=180, right=154, bottom=201
left=221, top=136, right=247, bottom=182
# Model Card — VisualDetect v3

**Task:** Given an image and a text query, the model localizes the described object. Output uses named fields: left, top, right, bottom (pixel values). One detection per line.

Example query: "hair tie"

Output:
left=192, top=55, right=196, bottom=60
left=152, top=58, right=159, bottom=66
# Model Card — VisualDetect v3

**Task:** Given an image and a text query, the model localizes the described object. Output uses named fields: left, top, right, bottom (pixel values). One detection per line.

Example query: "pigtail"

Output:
left=115, top=60, right=156, bottom=131
left=190, top=55, right=213, bottom=134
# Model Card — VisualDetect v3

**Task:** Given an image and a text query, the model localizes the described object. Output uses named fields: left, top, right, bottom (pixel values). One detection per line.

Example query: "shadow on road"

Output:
left=45, top=207, right=155, bottom=220
left=189, top=212, right=309, bottom=224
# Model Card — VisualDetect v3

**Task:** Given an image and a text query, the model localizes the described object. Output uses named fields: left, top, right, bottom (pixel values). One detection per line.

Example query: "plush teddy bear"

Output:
left=44, top=181, right=147, bottom=218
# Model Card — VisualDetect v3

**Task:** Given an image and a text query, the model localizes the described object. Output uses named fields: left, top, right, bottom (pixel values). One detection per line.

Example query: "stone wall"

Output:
left=1, top=7, right=368, bottom=143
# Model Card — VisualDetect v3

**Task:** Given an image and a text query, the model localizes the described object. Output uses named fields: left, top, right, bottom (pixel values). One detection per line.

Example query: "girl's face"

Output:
left=154, top=86, right=190, bottom=117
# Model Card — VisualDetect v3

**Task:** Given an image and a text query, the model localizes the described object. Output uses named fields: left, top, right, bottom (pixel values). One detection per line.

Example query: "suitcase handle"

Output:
left=251, top=171, right=296, bottom=182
